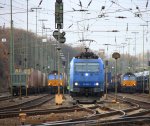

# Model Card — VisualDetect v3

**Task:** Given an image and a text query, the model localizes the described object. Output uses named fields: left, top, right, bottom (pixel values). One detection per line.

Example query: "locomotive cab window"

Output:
left=75, top=63, right=87, bottom=72
left=74, top=62, right=99, bottom=72
left=87, top=63, right=99, bottom=72
left=123, top=75, right=136, bottom=80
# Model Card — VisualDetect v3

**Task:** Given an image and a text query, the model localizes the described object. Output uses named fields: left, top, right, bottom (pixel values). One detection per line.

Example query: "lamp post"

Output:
left=112, top=52, right=120, bottom=102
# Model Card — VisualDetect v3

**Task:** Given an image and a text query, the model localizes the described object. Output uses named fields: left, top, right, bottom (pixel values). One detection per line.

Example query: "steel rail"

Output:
left=0, top=95, right=52, bottom=112
left=0, top=105, right=93, bottom=119
left=40, top=116, right=150, bottom=126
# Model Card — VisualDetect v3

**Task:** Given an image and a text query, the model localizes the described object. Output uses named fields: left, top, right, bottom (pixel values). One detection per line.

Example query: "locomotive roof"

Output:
left=134, top=71, right=149, bottom=77
left=124, top=72, right=135, bottom=76
left=49, top=70, right=58, bottom=74
left=75, top=52, right=98, bottom=59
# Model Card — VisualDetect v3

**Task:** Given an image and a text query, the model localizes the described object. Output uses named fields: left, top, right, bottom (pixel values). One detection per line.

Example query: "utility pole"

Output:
left=140, top=24, right=148, bottom=93
left=31, top=7, right=42, bottom=69
left=103, top=43, right=111, bottom=100
left=132, top=32, right=139, bottom=72
left=44, top=27, right=51, bottom=73
left=10, top=0, right=14, bottom=102
left=38, top=19, right=48, bottom=72
left=105, top=60, right=108, bottom=99
left=67, top=52, right=70, bottom=94
left=121, top=43, right=127, bottom=73
left=126, top=38, right=132, bottom=72
left=26, top=0, right=29, bottom=70
left=146, top=21, right=150, bottom=97
left=103, top=44, right=111, bottom=58
left=31, top=7, right=41, bottom=94
left=25, top=0, right=29, bottom=98
left=148, top=60, right=150, bottom=97
left=131, top=32, right=139, bottom=59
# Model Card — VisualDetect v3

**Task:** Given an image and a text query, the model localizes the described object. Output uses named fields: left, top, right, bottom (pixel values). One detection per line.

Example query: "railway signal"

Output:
left=55, top=0, right=63, bottom=29
left=53, top=30, right=59, bottom=40
left=55, top=0, right=65, bottom=105
left=59, top=31, right=66, bottom=43
left=53, top=30, right=66, bottom=43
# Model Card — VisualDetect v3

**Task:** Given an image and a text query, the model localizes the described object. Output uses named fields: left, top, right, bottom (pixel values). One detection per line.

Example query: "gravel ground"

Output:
left=102, top=97, right=131, bottom=110
left=0, top=117, right=21, bottom=126
left=0, top=94, right=139, bottom=126
left=26, top=110, right=89, bottom=124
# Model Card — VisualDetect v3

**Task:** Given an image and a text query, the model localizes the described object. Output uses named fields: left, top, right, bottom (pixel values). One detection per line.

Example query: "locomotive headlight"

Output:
left=85, top=73, right=89, bottom=76
left=75, top=82, right=78, bottom=86
left=96, top=82, right=99, bottom=86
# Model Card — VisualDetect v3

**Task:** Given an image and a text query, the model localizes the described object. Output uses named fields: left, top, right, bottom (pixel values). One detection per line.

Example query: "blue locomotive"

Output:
left=108, top=71, right=149, bottom=94
left=121, top=72, right=137, bottom=93
left=69, top=49, right=105, bottom=101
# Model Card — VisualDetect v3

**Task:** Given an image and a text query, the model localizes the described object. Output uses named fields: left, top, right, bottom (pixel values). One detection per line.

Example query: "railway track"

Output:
left=106, top=94, right=150, bottom=116
left=0, top=95, right=53, bottom=113
left=0, top=95, right=12, bottom=101
left=0, top=94, right=150, bottom=125
left=132, top=93, right=150, bottom=98
left=115, top=94, right=150, bottom=109
left=44, top=103, right=126, bottom=123
left=37, top=102, right=150, bottom=126
left=37, top=108, right=125, bottom=126
left=41, top=116, right=150, bottom=126
left=0, top=105, right=92, bottom=119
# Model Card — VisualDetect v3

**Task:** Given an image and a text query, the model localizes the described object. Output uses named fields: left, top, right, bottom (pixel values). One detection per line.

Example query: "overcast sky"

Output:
left=0, top=0, right=150, bottom=56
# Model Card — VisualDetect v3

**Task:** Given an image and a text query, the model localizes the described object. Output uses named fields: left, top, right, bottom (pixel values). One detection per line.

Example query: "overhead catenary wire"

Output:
left=0, top=0, right=149, bottom=55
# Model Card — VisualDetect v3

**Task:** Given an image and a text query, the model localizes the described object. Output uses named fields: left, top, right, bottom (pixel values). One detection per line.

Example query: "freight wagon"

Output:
left=12, top=68, right=47, bottom=96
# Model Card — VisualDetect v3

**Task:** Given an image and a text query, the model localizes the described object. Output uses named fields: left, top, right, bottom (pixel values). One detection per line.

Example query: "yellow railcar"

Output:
left=48, top=71, right=65, bottom=94
left=48, top=79, right=64, bottom=86
left=121, top=72, right=137, bottom=93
